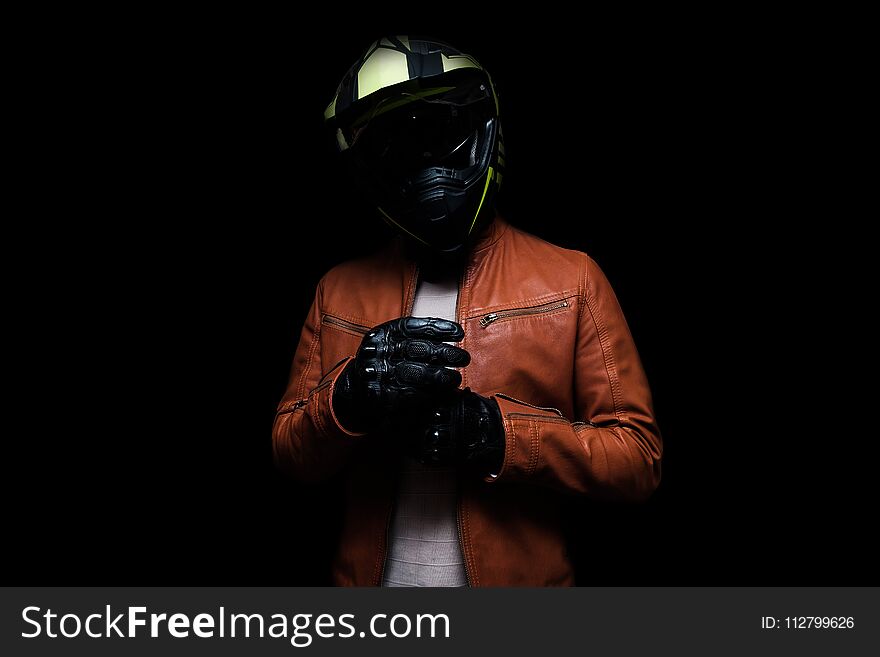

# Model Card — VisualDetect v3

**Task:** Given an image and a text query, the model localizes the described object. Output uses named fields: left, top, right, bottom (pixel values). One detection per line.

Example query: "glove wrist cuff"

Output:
left=459, top=391, right=505, bottom=476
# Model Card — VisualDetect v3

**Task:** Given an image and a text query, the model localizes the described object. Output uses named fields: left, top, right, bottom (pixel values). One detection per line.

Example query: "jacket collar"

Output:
left=471, top=214, right=508, bottom=254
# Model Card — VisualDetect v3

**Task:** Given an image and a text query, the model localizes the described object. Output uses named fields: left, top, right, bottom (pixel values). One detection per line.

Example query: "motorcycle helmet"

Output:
left=325, top=36, right=504, bottom=253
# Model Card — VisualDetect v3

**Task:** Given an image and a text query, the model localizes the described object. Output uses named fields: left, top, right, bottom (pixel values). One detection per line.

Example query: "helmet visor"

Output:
left=342, top=79, right=495, bottom=178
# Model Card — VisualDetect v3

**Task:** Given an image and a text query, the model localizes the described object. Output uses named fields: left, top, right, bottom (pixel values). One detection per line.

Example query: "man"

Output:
left=273, top=36, right=662, bottom=586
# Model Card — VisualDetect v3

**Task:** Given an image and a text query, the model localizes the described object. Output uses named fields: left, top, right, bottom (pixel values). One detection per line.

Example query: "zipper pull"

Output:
left=480, top=313, right=498, bottom=328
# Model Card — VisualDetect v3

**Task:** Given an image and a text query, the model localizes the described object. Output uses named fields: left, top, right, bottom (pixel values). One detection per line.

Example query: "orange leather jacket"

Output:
left=273, top=217, right=662, bottom=586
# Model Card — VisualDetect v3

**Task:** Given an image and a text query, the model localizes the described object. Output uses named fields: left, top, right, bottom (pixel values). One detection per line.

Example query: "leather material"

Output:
left=332, top=317, right=470, bottom=433
left=273, top=216, right=662, bottom=586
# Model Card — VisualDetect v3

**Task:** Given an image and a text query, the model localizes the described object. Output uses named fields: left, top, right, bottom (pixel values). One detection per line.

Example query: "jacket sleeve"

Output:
left=489, top=256, right=662, bottom=501
left=272, top=279, right=363, bottom=483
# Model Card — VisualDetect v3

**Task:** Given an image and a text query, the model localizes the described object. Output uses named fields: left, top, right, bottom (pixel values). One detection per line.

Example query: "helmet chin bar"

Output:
left=379, top=165, right=494, bottom=253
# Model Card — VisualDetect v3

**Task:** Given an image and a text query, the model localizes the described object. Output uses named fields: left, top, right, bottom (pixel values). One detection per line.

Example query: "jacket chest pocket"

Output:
left=320, top=314, right=369, bottom=375
left=472, top=296, right=575, bottom=329
left=463, top=295, right=578, bottom=396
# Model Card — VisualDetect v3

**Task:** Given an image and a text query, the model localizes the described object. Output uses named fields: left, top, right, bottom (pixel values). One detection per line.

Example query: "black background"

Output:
left=11, top=12, right=874, bottom=585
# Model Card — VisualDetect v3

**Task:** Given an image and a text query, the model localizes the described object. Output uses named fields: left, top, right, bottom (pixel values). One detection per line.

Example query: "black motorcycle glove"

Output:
left=332, top=316, right=470, bottom=433
left=407, top=388, right=505, bottom=476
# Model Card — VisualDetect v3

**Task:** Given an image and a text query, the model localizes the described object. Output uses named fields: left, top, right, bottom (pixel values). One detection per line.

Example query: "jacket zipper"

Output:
left=494, top=392, right=566, bottom=418
left=456, top=497, right=473, bottom=586
left=497, top=393, right=596, bottom=427
left=405, top=263, right=419, bottom=316
left=456, top=265, right=473, bottom=586
left=376, top=491, right=395, bottom=586
left=322, top=314, right=370, bottom=335
left=478, top=298, right=570, bottom=328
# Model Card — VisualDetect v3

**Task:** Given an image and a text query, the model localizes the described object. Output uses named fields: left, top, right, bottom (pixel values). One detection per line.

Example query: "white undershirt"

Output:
left=381, top=276, right=468, bottom=588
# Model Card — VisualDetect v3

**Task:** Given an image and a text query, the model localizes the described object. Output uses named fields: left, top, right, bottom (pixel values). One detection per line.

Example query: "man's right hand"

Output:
left=332, top=317, right=470, bottom=433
